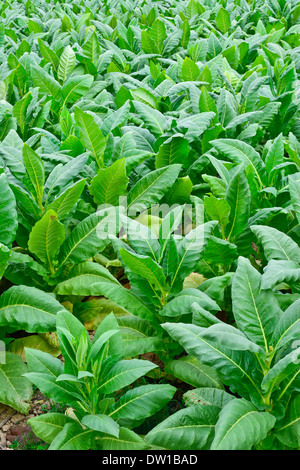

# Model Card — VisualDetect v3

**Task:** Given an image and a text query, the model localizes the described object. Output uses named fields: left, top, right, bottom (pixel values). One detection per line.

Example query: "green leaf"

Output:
left=261, top=260, right=300, bottom=290
left=127, top=164, right=181, bottom=210
left=165, top=355, right=223, bottom=389
left=265, top=134, right=284, bottom=174
left=289, top=175, right=300, bottom=224
left=145, top=404, right=219, bottom=450
left=28, top=210, right=65, bottom=268
left=119, top=248, right=166, bottom=292
left=216, top=7, right=230, bottom=33
left=155, top=135, right=189, bottom=169
left=261, top=348, right=300, bottom=393
left=31, top=65, right=61, bottom=100
left=232, top=257, right=279, bottom=353
left=109, top=384, right=176, bottom=426
left=61, top=74, right=94, bottom=105
left=133, top=100, right=166, bottom=136
left=183, top=387, right=235, bottom=408
left=160, top=288, right=220, bottom=318
left=225, top=167, right=250, bottom=239
left=74, top=107, right=107, bottom=167
left=81, top=414, right=119, bottom=437
left=0, top=286, right=66, bottom=333
left=276, top=396, right=300, bottom=448
left=204, top=196, right=230, bottom=233
left=12, top=91, right=32, bottom=136
left=23, top=143, right=45, bottom=208
left=211, top=139, right=266, bottom=188
left=28, top=413, right=76, bottom=444
left=172, top=221, right=217, bottom=287
left=181, top=57, right=200, bottom=81
left=90, top=158, right=128, bottom=206
left=272, top=299, right=300, bottom=350
left=0, top=352, right=33, bottom=414
left=0, top=243, right=10, bottom=278
left=49, top=422, right=94, bottom=450
left=201, top=323, right=265, bottom=354
left=55, top=262, right=154, bottom=322
left=97, top=359, right=157, bottom=394
left=0, top=173, right=18, bottom=247
left=57, top=46, right=76, bottom=83
left=211, top=399, right=276, bottom=450
left=97, top=427, right=148, bottom=450
left=251, top=225, right=300, bottom=263
left=162, top=322, right=262, bottom=401
left=47, top=179, right=86, bottom=220
left=58, top=208, right=117, bottom=267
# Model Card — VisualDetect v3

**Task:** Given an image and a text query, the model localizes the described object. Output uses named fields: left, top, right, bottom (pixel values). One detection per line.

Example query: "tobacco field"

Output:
left=0, top=0, right=299, bottom=451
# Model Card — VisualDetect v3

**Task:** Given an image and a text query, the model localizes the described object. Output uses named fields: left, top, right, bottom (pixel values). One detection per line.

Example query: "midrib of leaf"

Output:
left=214, top=410, right=257, bottom=449
left=59, top=212, right=111, bottom=267
left=97, top=364, right=153, bottom=391
left=278, top=369, right=300, bottom=400
left=245, top=270, right=268, bottom=354
left=175, top=325, right=263, bottom=399
left=128, top=168, right=168, bottom=208
left=109, top=387, right=169, bottom=418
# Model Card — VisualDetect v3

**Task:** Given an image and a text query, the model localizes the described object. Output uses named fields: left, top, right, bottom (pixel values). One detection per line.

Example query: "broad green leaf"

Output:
left=204, top=196, right=230, bottom=233
left=160, top=288, right=219, bottom=318
left=232, top=257, right=279, bottom=352
left=261, top=348, right=300, bottom=393
left=12, top=91, right=32, bottom=136
left=251, top=225, right=300, bottom=263
left=49, top=423, right=94, bottom=450
left=55, top=262, right=154, bottom=322
left=47, top=179, right=86, bottom=220
left=109, top=384, right=176, bottom=425
left=0, top=286, right=66, bottom=332
left=165, top=355, right=223, bottom=389
left=272, top=299, right=300, bottom=350
left=0, top=352, right=33, bottom=414
left=225, top=166, right=250, bottom=239
left=155, top=135, right=189, bottom=169
left=172, top=221, right=217, bottom=287
left=289, top=175, right=300, bottom=224
left=181, top=57, right=200, bottom=81
left=183, top=387, right=235, bottom=408
left=119, top=248, right=166, bottom=292
left=90, top=158, right=128, bottom=206
left=61, top=74, right=93, bottom=105
left=57, top=46, right=76, bottom=83
left=74, top=107, right=107, bottom=167
left=0, top=173, right=18, bottom=247
left=216, top=7, right=230, bottom=33
left=276, top=396, right=300, bottom=448
left=127, top=164, right=181, bottom=210
left=211, top=139, right=266, bottom=188
left=97, top=427, right=148, bottom=450
left=261, top=260, right=300, bottom=290
left=58, top=208, right=117, bottom=267
left=162, top=322, right=262, bottom=401
left=133, top=100, right=166, bottom=136
left=145, top=404, right=219, bottom=450
left=97, top=359, right=156, bottom=394
left=28, top=210, right=65, bottom=268
left=81, top=414, right=119, bottom=437
left=211, top=399, right=276, bottom=450
left=28, top=413, right=76, bottom=444
left=201, top=323, right=265, bottom=354
left=23, top=143, right=45, bottom=208
left=31, top=65, right=61, bottom=100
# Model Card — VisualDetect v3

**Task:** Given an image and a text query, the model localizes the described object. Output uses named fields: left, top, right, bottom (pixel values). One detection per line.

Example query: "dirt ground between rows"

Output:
left=0, top=392, right=53, bottom=450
